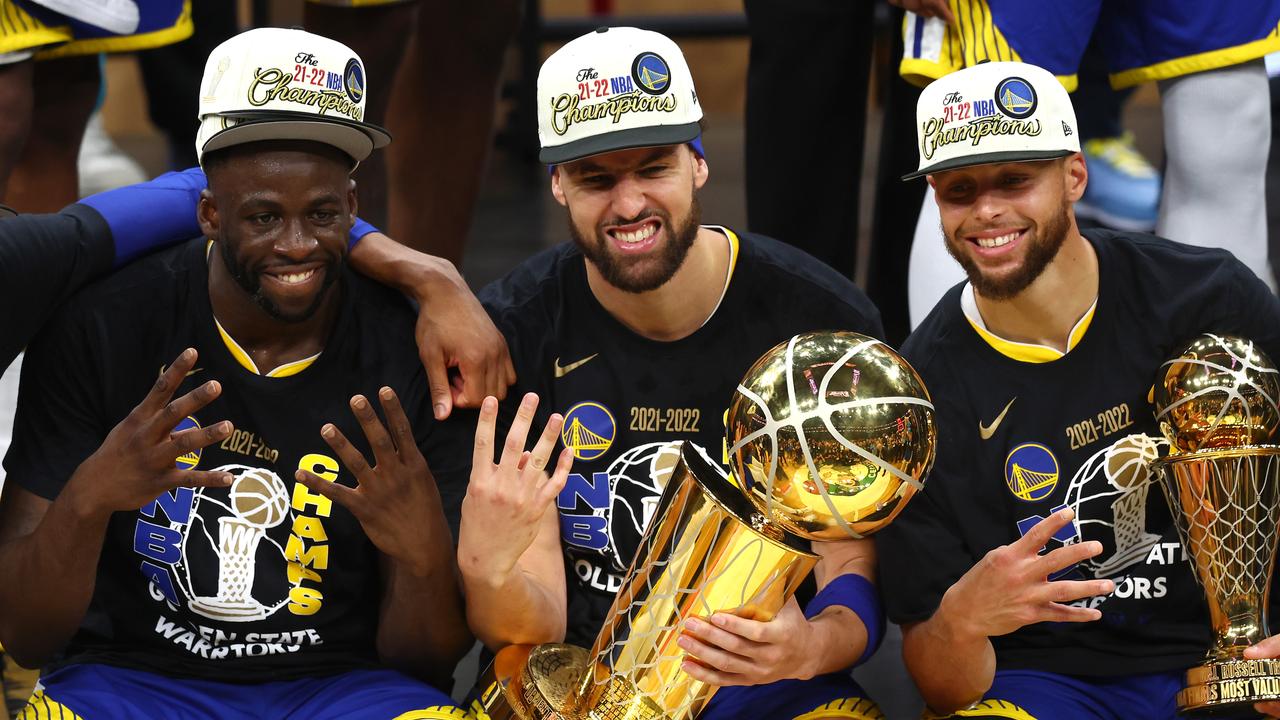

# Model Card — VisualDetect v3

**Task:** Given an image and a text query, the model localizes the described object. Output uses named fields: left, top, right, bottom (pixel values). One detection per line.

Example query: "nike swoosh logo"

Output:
left=554, top=353, right=598, bottom=378
left=979, top=397, right=1016, bottom=440
left=159, top=364, right=203, bottom=379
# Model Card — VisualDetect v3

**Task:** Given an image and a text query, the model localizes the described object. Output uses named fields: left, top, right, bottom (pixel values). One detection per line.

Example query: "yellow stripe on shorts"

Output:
left=36, top=0, right=192, bottom=60
left=391, top=706, right=473, bottom=719
left=15, top=689, right=85, bottom=720
left=794, top=696, right=886, bottom=720
left=0, top=0, right=72, bottom=57
left=922, top=698, right=1039, bottom=720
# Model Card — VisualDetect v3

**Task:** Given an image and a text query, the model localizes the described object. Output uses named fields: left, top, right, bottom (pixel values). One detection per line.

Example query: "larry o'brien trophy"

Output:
left=471, top=331, right=936, bottom=720
left=1150, top=334, right=1280, bottom=712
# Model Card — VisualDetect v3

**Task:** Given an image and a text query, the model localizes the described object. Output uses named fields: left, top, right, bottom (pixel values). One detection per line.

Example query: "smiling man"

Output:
left=0, top=28, right=473, bottom=718
left=456, top=27, right=888, bottom=720
left=875, top=61, right=1280, bottom=718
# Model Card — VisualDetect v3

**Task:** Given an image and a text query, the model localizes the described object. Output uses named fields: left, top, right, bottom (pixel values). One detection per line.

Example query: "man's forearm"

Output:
left=804, top=607, right=866, bottom=678
left=0, top=491, right=110, bottom=667
left=461, top=564, right=566, bottom=650
left=349, top=231, right=463, bottom=302
left=902, top=607, right=997, bottom=713
left=376, top=551, right=472, bottom=683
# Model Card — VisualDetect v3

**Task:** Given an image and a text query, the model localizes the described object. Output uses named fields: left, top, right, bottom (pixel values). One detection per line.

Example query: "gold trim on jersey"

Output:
left=215, top=318, right=321, bottom=378
left=899, top=0, right=1078, bottom=91
left=15, top=689, right=85, bottom=720
left=961, top=283, right=1095, bottom=363
left=1108, top=21, right=1280, bottom=89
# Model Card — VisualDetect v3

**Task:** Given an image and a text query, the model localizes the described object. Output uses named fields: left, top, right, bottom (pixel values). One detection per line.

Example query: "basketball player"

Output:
left=0, top=28, right=475, bottom=718
left=875, top=60, right=1280, bottom=718
left=896, top=0, right=1280, bottom=325
left=458, top=28, right=886, bottom=719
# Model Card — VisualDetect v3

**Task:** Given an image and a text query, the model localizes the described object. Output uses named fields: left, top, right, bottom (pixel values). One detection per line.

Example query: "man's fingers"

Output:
left=685, top=616, right=763, bottom=655
left=349, top=394, right=396, bottom=464
left=1035, top=540, right=1104, bottom=577
left=536, top=447, right=574, bottom=505
left=499, top=393, right=539, bottom=470
left=164, top=420, right=233, bottom=459
left=679, top=658, right=745, bottom=687
left=1042, top=578, right=1113, bottom=604
left=156, top=381, right=223, bottom=435
left=1244, top=634, right=1280, bottom=660
left=296, top=468, right=362, bottom=512
left=1037, top=602, right=1103, bottom=624
left=1014, top=507, right=1076, bottom=554
left=420, top=339, right=453, bottom=421
left=676, top=630, right=751, bottom=675
left=473, top=396, right=499, bottom=469
left=320, top=423, right=372, bottom=479
left=142, top=348, right=200, bottom=414
left=376, top=387, right=416, bottom=455
left=166, top=468, right=233, bottom=490
left=526, top=414, right=565, bottom=473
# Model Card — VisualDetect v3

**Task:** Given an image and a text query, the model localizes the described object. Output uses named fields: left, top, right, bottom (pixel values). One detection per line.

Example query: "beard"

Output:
left=945, top=201, right=1071, bottom=301
left=219, top=240, right=341, bottom=323
left=569, top=192, right=702, bottom=294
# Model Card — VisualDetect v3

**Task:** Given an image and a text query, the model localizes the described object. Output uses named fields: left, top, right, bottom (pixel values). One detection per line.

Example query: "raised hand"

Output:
left=678, top=596, right=823, bottom=687
left=938, top=508, right=1115, bottom=640
left=458, top=393, right=573, bottom=586
left=295, top=388, right=442, bottom=576
left=65, top=348, right=233, bottom=516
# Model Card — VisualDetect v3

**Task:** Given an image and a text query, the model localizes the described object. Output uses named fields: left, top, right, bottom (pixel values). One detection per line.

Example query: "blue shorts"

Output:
left=17, top=663, right=469, bottom=720
left=702, top=672, right=882, bottom=720
left=920, top=669, right=1215, bottom=720
left=0, top=0, right=192, bottom=60
left=901, top=0, right=1280, bottom=90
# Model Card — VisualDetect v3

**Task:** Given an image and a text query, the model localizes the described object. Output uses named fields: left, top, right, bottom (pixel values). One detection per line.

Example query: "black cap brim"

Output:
left=901, top=149, right=1074, bottom=180
left=540, top=122, right=701, bottom=164
left=200, top=110, right=391, bottom=165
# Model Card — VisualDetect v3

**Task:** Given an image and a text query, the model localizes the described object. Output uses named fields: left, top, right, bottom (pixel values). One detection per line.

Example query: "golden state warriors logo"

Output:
left=343, top=57, right=365, bottom=104
left=1004, top=442, right=1058, bottom=502
left=995, top=76, right=1036, bottom=119
left=632, top=52, right=671, bottom=95
left=562, top=402, right=616, bottom=461
left=174, top=416, right=202, bottom=470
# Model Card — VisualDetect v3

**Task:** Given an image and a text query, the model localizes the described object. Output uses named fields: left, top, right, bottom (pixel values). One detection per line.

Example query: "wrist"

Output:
left=934, top=586, right=986, bottom=647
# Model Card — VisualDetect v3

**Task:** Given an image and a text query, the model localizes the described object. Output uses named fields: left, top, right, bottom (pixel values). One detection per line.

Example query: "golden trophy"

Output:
left=1150, top=334, right=1280, bottom=711
left=472, top=331, right=936, bottom=720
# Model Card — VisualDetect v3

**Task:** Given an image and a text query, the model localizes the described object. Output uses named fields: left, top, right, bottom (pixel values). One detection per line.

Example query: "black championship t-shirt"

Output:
left=480, top=228, right=884, bottom=647
left=876, top=229, right=1280, bottom=676
left=5, top=238, right=468, bottom=682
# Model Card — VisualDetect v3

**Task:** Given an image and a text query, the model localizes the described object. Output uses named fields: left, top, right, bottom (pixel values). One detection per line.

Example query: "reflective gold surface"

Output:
left=577, top=443, right=817, bottom=720
left=1154, top=334, right=1280, bottom=453
left=727, top=331, right=937, bottom=540
left=1153, top=446, right=1280, bottom=710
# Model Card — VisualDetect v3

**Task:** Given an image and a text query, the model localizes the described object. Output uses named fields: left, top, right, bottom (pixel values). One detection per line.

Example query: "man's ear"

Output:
left=348, top=178, right=359, bottom=221
left=197, top=188, right=219, bottom=239
left=692, top=153, right=709, bottom=190
left=1064, top=152, right=1088, bottom=203
left=550, top=166, right=568, bottom=207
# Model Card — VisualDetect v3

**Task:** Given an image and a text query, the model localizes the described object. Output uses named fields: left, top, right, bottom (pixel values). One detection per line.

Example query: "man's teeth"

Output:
left=977, top=232, right=1018, bottom=249
left=277, top=269, right=316, bottom=284
left=615, top=223, right=657, bottom=244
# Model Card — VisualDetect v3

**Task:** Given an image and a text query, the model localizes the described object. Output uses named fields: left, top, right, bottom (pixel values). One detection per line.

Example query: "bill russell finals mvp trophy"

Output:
left=1151, top=334, right=1280, bottom=712
left=471, top=331, right=936, bottom=720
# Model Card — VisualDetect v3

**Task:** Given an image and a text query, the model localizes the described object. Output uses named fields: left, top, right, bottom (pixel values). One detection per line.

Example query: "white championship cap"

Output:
left=195, top=27, right=391, bottom=165
left=904, top=61, right=1079, bottom=179
left=538, top=26, right=703, bottom=164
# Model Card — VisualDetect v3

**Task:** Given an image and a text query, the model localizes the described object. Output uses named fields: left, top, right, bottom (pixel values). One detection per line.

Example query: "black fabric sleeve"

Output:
left=0, top=206, right=114, bottom=371
left=3, top=302, right=109, bottom=500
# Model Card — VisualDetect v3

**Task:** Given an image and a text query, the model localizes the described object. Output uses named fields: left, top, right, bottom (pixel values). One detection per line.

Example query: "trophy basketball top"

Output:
left=1154, top=334, right=1280, bottom=452
left=726, top=331, right=937, bottom=541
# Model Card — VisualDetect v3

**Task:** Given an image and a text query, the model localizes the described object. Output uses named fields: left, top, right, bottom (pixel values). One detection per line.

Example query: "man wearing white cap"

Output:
left=457, top=27, right=887, bottom=718
left=875, top=61, right=1280, bottom=717
left=0, top=27, right=477, bottom=718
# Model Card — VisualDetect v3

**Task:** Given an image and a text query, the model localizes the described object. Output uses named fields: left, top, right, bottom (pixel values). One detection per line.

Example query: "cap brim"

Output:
left=540, top=122, right=701, bottom=164
left=901, top=149, right=1074, bottom=180
left=200, top=111, right=391, bottom=164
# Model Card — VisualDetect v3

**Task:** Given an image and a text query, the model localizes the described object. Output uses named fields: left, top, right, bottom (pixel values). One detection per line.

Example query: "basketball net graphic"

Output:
left=189, top=466, right=290, bottom=621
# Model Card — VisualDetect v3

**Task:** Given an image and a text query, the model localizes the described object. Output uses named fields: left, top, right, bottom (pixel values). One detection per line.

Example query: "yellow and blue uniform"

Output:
left=901, top=0, right=1280, bottom=90
left=478, top=229, right=886, bottom=719
left=0, top=0, right=191, bottom=60
left=877, top=230, right=1280, bottom=717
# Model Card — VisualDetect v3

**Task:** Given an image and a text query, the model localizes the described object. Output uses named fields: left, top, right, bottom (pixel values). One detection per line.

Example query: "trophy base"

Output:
left=1179, top=658, right=1280, bottom=713
left=473, top=643, right=590, bottom=719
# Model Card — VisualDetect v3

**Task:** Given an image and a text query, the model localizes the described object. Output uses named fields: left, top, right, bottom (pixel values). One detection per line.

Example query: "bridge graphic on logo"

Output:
left=565, top=417, right=611, bottom=452
left=1010, top=463, right=1056, bottom=501
left=637, top=65, right=668, bottom=92
left=346, top=68, right=363, bottom=95
left=1000, top=87, right=1032, bottom=113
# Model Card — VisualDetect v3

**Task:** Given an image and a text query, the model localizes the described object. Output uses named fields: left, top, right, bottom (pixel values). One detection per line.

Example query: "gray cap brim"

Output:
left=200, top=111, right=391, bottom=165
left=540, top=121, right=701, bottom=164
left=902, top=149, right=1074, bottom=180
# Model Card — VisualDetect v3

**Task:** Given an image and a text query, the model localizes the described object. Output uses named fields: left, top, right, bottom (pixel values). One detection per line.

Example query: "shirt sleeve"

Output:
left=0, top=206, right=114, bottom=371
left=76, top=167, right=381, bottom=267
left=3, top=303, right=109, bottom=500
